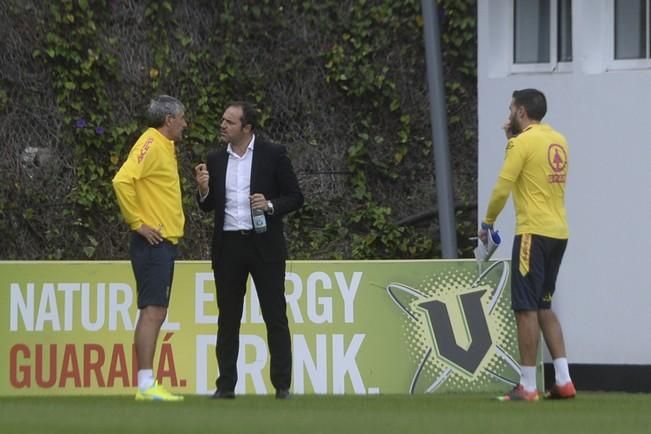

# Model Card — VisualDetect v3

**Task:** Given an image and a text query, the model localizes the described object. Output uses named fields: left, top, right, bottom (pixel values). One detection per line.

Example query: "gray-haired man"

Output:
left=113, top=95, right=187, bottom=401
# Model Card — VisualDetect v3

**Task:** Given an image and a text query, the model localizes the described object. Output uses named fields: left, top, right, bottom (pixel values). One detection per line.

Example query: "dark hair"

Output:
left=146, top=95, right=185, bottom=128
left=227, top=101, right=258, bottom=131
left=512, top=89, right=547, bottom=121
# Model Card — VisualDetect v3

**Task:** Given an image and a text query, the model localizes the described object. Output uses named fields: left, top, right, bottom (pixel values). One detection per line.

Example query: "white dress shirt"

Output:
left=222, top=135, right=255, bottom=231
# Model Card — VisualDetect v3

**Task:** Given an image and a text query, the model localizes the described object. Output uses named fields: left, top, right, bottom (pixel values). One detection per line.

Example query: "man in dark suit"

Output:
left=195, top=101, right=303, bottom=399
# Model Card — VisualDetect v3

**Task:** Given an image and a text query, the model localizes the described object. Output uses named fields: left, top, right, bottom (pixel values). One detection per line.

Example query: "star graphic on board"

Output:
left=386, top=261, right=521, bottom=394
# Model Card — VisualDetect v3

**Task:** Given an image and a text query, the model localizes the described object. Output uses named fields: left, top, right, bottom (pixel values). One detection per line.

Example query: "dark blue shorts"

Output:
left=129, top=233, right=177, bottom=309
left=511, top=234, right=567, bottom=311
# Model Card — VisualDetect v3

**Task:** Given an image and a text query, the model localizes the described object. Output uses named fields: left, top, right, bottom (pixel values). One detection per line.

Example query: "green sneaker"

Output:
left=135, top=381, right=184, bottom=402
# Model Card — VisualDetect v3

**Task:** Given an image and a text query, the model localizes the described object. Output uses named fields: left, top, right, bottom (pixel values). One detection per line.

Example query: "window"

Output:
left=511, top=0, right=572, bottom=72
left=614, top=0, right=648, bottom=59
left=514, top=0, right=551, bottom=63
left=557, top=0, right=573, bottom=62
left=608, top=0, right=651, bottom=69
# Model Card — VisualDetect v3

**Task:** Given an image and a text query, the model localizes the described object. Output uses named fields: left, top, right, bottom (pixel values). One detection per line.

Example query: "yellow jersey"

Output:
left=486, top=123, right=569, bottom=239
left=112, top=128, right=185, bottom=244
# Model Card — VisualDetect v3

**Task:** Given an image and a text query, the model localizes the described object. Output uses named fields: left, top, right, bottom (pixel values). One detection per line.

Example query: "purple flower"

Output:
left=95, top=126, right=105, bottom=135
left=75, top=118, right=87, bottom=129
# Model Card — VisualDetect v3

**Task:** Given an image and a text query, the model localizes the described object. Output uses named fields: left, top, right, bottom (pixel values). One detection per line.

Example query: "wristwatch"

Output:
left=266, top=201, right=274, bottom=215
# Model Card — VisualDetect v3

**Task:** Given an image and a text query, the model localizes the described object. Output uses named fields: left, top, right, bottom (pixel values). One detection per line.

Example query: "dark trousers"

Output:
left=212, top=231, right=292, bottom=392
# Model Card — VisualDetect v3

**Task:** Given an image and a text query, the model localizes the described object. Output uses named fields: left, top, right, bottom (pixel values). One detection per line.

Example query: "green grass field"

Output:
left=1, top=393, right=649, bottom=434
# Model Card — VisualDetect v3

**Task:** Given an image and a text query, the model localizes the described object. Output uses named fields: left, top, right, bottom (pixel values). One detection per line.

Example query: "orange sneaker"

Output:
left=545, top=381, right=576, bottom=399
left=497, top=384, right=539, bottom=401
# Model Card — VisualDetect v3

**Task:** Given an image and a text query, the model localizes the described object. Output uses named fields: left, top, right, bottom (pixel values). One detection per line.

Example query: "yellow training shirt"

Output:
left=485, top=123, right=569, bottom=239
left=112, top=128, right=185, bottom=244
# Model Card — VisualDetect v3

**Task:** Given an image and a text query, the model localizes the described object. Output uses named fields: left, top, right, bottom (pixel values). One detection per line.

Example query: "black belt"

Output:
left=223, top=230, right=253, bottom=236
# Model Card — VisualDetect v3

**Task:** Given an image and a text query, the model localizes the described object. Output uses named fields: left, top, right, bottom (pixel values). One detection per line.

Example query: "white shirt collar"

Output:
left=226, top=134, right=255, bottom=158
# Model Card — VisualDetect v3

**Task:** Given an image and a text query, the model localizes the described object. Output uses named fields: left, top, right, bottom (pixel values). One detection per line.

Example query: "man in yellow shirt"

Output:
left=113, top=95, right=186, bottom=401
left=480, top=89, right=575, bottom=401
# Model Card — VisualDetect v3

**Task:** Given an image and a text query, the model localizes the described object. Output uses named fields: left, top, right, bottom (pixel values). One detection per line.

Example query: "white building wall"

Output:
left=477, top=0, right=651, bottom=364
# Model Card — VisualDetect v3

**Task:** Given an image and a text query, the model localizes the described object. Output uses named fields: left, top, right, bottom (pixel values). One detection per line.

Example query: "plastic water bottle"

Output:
left=252, top=207, right=267, bottom=233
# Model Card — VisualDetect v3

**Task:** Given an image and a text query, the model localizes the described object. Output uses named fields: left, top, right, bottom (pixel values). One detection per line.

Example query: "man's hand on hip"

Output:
left=137, top=224, right=163, bottom=245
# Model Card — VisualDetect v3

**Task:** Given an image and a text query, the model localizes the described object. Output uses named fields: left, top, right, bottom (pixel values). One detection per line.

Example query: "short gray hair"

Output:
left=146, top=95, right=185, bottom=128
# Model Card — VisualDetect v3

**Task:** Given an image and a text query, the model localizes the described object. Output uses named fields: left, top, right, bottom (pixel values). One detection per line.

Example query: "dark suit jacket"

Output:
left=197, top=137, right=304, bottom=264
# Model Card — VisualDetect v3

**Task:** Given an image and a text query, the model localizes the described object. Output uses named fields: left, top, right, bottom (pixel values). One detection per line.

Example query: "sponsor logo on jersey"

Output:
left=547, top=144, right=567, bottom=183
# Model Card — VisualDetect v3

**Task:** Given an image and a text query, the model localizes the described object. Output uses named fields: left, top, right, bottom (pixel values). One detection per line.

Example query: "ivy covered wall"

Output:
left=0, top=0, right=477, bottom=260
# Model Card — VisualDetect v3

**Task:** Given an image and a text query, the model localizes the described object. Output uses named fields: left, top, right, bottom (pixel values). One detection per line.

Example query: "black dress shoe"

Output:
left=211, top=389, right=235, bottom=399
left=275, top=389, right=290, bottom=399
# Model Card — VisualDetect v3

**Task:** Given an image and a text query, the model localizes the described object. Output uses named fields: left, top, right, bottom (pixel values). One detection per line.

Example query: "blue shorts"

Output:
left=129, top=233, right=177, bottom=309
left=511, top=234, right=567, bottom=311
